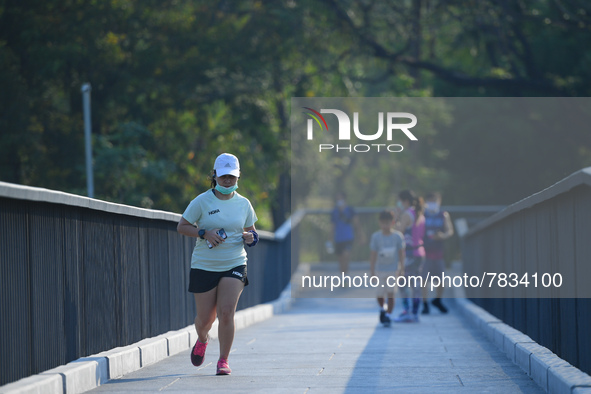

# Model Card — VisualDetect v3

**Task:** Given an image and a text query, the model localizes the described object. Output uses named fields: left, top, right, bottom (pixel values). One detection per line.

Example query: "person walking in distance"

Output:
left=330, top=192, right=359, bottom=276
left=369, top=210, right=405, bottom=327
left=421, top=192, right=454, bottom=314
left=177, top=153, right=258, bottom=375
left=393, top=190, right=426, bottom=323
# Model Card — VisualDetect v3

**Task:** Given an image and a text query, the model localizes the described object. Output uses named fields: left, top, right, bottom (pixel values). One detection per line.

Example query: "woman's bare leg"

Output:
left=215, top=277, right=244, bottom=360
left=194, top=288, right=217, bottom=343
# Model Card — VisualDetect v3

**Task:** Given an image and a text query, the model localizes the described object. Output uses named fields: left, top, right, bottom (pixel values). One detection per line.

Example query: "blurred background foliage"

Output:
left=1, top=0, right=591, bottom=229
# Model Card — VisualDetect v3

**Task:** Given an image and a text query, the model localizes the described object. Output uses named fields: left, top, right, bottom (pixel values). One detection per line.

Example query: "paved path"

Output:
left=87, top=295, right=542, bottom=393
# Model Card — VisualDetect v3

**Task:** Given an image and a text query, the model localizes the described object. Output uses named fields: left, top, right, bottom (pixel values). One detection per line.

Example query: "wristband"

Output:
left=246, top=230, right=259, bottom=247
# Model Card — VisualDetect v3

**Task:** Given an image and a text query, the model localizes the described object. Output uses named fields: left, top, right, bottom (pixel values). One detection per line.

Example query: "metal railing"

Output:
left=461, top=167, right=591, bottom=375
left=0, top=182, right=295, bottom=386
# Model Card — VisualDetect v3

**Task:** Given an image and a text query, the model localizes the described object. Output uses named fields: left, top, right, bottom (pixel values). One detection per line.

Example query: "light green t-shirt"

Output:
left=182, top=189, right=258, bottom=271
left=370, top=230, right=405, bottom=273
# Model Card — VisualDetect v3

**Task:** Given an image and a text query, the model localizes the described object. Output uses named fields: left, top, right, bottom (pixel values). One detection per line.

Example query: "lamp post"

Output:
left=81, top=83, right=94, bottom=198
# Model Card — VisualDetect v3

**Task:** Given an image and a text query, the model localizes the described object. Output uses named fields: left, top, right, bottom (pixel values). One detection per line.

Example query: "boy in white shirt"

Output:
left=369, top=210, right=405, bottom=327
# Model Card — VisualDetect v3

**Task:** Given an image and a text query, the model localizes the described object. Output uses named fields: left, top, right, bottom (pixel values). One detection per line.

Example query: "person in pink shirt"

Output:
left=393, top=190, right=425, bottom=323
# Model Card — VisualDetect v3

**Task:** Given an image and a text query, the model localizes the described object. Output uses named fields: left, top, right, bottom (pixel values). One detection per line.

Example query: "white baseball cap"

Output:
left=214, top=153, right=240, bottom=177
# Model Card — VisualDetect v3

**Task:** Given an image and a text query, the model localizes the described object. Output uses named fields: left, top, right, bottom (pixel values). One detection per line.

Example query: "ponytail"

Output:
left=398, top=189, right=423, bottom=224
left=209, top=170, right=217, bottom=189
left=414, top=196, right=424, bottom=222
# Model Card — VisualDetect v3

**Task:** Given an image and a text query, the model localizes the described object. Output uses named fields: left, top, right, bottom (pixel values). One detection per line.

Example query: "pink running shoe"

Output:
left=216, top=358, right=231, bottom=375
left=190, top=338, right=208, bottom=366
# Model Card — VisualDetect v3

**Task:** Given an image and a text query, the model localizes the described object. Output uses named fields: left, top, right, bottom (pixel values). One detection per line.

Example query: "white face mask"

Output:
left=426, top=202, right=440, bottom=212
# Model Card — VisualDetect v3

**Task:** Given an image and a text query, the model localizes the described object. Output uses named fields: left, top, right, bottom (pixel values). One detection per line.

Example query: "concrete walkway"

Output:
left=87, top=296, right=542, bottom=393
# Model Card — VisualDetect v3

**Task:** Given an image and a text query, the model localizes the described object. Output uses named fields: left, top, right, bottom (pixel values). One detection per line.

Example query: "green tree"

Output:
left=1, top=0, right=590, bottom=227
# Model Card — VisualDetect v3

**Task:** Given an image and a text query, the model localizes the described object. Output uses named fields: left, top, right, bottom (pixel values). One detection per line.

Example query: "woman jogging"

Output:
left=393, top=190, right=426, bottom=323
left=177, top=153, right=258, bottom=375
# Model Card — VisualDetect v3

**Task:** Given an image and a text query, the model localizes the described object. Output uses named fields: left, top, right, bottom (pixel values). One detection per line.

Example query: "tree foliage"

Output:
left=1, top=0, right=590, bottom=227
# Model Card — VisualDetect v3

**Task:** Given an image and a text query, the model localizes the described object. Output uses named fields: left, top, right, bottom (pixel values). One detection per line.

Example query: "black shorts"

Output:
left=188, top=265, right=249, bottom=293
left=335, top=240, right=353, bottom=255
